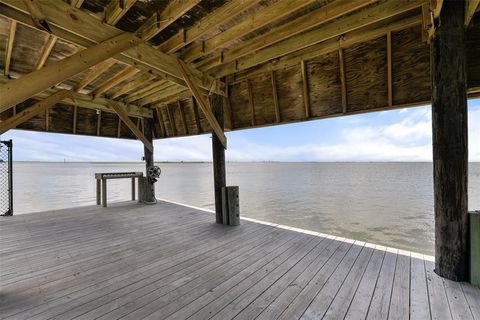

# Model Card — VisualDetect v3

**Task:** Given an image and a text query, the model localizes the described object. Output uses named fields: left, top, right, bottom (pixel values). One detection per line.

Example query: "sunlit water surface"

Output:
left=11, top=162, right=480, bottom=255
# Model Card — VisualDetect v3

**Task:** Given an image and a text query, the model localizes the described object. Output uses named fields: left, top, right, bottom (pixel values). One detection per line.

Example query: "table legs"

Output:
left=102, top=178, right=107, bottom=207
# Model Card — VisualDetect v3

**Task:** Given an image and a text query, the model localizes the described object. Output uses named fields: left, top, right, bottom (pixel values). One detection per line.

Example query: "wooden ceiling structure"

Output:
left=0, top=0, right=479, bottom=146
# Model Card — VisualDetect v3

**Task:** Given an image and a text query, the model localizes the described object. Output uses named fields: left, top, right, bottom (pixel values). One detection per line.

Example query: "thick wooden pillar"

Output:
left=144, top=118, right=155, bottom=203
left=431, top=0, right=469, bottom=281
left=211, top=94, right=226, bottom=224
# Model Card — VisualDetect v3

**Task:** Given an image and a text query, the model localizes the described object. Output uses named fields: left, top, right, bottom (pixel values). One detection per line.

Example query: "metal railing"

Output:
left=0, top=140, right=13, bottom=216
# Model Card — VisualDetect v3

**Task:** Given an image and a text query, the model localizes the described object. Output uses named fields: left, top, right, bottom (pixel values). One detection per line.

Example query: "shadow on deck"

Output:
left=0, top=201, right=478, bottom=319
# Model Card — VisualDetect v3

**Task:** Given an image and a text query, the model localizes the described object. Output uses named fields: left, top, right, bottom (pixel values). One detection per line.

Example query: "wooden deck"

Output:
left=0, top=201, right=479, bottom=320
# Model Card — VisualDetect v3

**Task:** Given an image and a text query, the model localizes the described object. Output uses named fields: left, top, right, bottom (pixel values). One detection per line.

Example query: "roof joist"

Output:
left=181, top=0, right=318, bottom=63
left=104, top=0, right=138, bottom=26
left=4, top=19, right=16, bottom=76
left=197, top=0, right=377, bottom=72
left=158, top=0, right=258, bottom=53
left=34, top=34, right=57, bottom=70
left=212, top=0, right=423, bottom=78
left=0, top=32, right=141, bottom=113
left=0, top=0, right=226, bottom=96
left=137, top=0, right=201, bottom=41
left=0, top=75, right=152, bottom=118
left=232, top=14, right=422, bottom=83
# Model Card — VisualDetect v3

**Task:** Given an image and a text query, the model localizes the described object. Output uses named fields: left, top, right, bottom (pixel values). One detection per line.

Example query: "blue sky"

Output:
left=2, top=99, right=479, bottom=162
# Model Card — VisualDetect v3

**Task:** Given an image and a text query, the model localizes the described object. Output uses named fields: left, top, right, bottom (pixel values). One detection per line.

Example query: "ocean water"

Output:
left=9, top=162, right=480, bottom=255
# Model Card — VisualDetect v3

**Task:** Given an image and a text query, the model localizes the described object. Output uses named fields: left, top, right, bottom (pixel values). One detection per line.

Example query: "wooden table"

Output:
left=95, top=172, right=143, bottom=207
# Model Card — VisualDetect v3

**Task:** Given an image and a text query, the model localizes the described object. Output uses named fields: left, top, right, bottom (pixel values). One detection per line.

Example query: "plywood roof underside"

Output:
left=0, top=0, right=479, bottom=141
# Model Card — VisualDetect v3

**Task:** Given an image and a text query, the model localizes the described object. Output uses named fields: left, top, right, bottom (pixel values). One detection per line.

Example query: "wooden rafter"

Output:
left=465, top=0, right=480, bottom=26
left=158, top=0, right=257, bottom=53
left=0, top=32, right=141, bottom=113
left=177, top=59, right=227, bottom=148
left=92, top=66, right=138, bottom=96
left=211, top=0, right=423, bottom=78
left=181, top=0, right=317, bottom=63
left=0, top=90, right=71, bottom=135
left=198, top=0, right=376, bottom=72
left=137, top=0, right=201, bottom=41
left=0, top=75, right=152, bottom=118
left=232, top=15, right=422, bottom=83
left=70, top=0, right=84, bottom=8
left=34, top=35, right=57, bottom=70
left=124, top=80, right=170, bottom=103
left=0, top=0, right=225, bottom=96
left=108, top=102, right=153, bottom=152
left=4, top=20, right=16, bottom=76
left=111, top=72, right=155, bottom=99
left=138, top=85, right=186, bottom=106
left=74, top=59, right=115, bottom=92
left=104, top=0, right=137, bottom=26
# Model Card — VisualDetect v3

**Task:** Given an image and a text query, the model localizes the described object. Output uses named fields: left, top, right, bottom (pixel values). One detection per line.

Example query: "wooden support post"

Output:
left=96, top=111, right=102, bottom=136
left=178, top=100, right=188, bottom=135
left=211, top=93, right=226, bottom=224
left=101, top=178, right=107, bottom=207
left=96, top=179, right=101, bottom=205
left=143, top=118, right=155, bottom=203
left=73, top=105, right=77, bottom=134
left=131, top=177, right=136, bottom=201
left=166, top=104, right=177, bottom=136
left=431, top=0, right=469, bottom=282
left=191, top=97, right=202, bottom=134
left=45, top=108, right=49, bottom=131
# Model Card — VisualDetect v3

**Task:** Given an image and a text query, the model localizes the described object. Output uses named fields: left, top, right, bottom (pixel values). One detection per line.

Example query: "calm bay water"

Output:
left=10, top=162, right=480, bottom=255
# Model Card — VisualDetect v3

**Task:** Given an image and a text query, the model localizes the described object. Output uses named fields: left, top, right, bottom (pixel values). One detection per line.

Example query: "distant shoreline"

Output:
left=12, top=161, right=480, bottom=164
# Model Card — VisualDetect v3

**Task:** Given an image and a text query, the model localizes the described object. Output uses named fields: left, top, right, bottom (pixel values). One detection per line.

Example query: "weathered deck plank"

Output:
left=0, top=201, right=478, bottom=320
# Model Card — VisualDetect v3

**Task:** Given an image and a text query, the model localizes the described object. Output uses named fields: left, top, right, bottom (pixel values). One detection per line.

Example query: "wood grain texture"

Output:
left=0, top=202, right=479, bottom=319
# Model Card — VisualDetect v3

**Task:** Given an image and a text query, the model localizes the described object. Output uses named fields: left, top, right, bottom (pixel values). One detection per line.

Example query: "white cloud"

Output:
left=3, top=106, right=479, bottom=162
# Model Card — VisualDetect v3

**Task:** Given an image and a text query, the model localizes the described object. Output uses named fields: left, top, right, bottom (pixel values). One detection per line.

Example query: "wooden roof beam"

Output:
left=198, top=0, right=377, bottom=72
left=34, top=35, right=57, bottom=70
left=0, top=0, right=226, bottom=96
left=136, top=0, right=201, bottom=41
left=0, top=74, right=152, bottom=118
left=465, top=0, right=480, bottom=26
left=211, top=0, right=423, bottom=78
left=70, top=0, right=84, bottom=9
left=109, top=102, right=153, bottom=152
left=73, top=59, right=116, bottom=92
left=181, top=0, right=317, bottom=63
left=158, top=0, right=257, bottom=53
left=138, top=84, right=187, bottom=106
left=177, top=59, right=227, bottom=148
left=231, top=14, right=422, bottom=83
left=91, top=65, right=138, bottom=96
left=124, top=80, right=173, bottom=103
left=0, top=90, right=71, bottom=135
left=0, top=32, right=141, bottom=113
left=111, top=72, right=156, bottom=99
left=104, top=0, right=138, bottom=26
left=4, top=20, right=16, bottom=76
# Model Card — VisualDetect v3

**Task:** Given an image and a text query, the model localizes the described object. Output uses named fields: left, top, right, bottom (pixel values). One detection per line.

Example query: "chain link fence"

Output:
left=0, top=140, right=13, bottom=216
